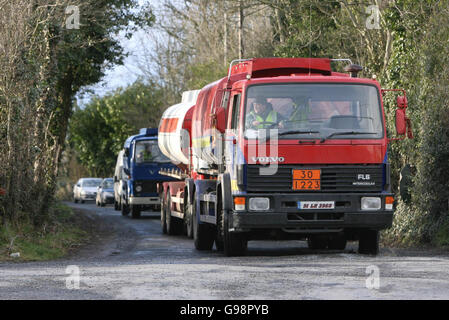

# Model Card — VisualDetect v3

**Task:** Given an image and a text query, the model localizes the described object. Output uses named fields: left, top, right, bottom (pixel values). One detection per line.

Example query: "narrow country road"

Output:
left=1, top=202, right=449, bottom=299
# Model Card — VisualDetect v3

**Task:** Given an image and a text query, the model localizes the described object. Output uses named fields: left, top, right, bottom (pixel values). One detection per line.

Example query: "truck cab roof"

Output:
left=124, top=128, right=158, bottom=149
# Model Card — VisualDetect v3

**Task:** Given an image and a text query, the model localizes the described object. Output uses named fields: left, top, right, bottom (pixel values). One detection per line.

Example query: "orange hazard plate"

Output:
left=293, top=169, right=321, bottom=190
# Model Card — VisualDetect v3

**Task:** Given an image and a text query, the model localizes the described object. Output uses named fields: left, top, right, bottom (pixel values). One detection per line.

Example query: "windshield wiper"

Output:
left=260, top=130, right=320, bottom=143
left=320, top=131, right=377, bottom=143
left=278, top=130, right=320, bottom=137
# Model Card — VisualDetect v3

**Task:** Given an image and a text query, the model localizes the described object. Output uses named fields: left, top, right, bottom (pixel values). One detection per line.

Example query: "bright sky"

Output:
left=76, top=0, right=161, bottom=106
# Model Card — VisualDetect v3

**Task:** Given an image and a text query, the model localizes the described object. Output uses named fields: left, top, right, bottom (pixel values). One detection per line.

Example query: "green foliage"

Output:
left=186, top=61, right=228, bottom=89
left=0, top=203, right=88, bottom=261
left=0, top=0, right=154, bottom=226
left=69, top=80, right=164, bottom=177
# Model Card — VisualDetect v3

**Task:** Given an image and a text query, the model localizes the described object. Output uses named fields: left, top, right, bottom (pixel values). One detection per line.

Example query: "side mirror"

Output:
left=382, top=89, right=413, bottom=141
left=395, top=108, right=407, bottom=136
left=214, top=107, right=227, bottom=133
left=123, top=167, right=130, bottom=175
left=124, top=148, right=130, bottom=157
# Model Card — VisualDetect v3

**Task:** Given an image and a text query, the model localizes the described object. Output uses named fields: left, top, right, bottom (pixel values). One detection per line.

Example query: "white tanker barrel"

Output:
left=158, top=90, right=200, bottom=166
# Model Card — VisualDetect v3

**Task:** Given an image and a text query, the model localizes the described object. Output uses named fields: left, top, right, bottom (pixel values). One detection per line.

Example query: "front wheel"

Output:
left=327, top=234, right=347, bottom=250
left=121, top=199, right=129, bottom=216
left=131, top=205, right=141, bottom=219
left=358, top=230, right=379, bottom=255
left=223, top=210, right=247, bottom=256
left=307, top=235, right=328, bottom=250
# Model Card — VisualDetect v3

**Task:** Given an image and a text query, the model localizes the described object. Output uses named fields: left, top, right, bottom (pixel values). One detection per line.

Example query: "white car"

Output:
left=73, top=178, right=102, bottom=203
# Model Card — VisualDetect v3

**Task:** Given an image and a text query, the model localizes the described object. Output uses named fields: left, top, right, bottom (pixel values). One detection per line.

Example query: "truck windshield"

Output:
left=244, top=84, right=383, bottom=140
left=135, top=140, right=171, bottom=164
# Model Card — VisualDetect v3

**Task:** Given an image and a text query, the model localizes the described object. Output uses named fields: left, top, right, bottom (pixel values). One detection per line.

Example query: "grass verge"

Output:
left=0, top=202, right=90, bottom=262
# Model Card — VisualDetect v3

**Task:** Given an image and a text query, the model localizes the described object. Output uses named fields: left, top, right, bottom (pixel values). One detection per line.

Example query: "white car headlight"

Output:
left=249, top=198, right=270, bottom=211
left=361, top=197, right=381, bottom=210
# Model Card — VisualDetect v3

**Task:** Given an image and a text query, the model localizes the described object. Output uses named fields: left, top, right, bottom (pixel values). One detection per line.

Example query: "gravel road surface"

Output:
left=1, top=202, right=449, bottom=300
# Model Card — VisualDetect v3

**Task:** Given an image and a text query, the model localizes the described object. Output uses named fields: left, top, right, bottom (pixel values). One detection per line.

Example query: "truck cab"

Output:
left=119, top=128, right=177, bottom=218
left=159, top=58, right=412, bottom=256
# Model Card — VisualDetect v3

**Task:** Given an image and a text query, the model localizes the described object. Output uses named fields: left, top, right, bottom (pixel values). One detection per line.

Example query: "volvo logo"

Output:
left=149, top=170, right=155, bottom=175
left=251, top=156, right=285, bottom=163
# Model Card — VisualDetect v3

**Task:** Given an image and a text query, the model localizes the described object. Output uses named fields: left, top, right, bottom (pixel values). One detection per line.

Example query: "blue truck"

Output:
left=116, top=128, right=177, bottom=218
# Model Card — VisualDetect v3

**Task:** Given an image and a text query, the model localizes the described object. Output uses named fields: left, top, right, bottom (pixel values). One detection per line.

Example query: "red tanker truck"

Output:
left=158, top=58, right=412, bottom=256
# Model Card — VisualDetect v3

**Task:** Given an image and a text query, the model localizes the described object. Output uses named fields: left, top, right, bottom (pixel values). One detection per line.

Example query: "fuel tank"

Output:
left=158, top=90, right=200, bottom=166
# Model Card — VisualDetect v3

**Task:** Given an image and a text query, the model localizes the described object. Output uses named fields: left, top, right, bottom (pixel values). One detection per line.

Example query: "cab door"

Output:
left=225, top=92, right=242, bottom=172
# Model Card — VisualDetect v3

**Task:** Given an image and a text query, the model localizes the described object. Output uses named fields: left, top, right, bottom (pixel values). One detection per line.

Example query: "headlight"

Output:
left=361, top=197, right=381, bottom=210
left=81, top=191, right=86, bottom=195
left=249, top=197, right=270, bottom=211
left=135, top=186, right=142, bottom=192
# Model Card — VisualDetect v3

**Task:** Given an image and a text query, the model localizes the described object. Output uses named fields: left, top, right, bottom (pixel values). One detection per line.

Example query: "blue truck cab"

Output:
left=120, top=128, right=177, bottom=218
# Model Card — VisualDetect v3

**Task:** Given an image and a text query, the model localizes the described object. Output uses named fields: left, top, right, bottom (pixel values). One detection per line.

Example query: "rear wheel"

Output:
left=161, top=191, right=167, bottom=234
left=185, top=199, right=194, bottom=239
left=358, top=230, right=379, bottom=255
left=114, top=200, right=119, bottom=211
left=193, top=192, right=215, bottom=250
left=166, top=193, right=182, bottom=235
left=74, top=196, right=78, bottom=204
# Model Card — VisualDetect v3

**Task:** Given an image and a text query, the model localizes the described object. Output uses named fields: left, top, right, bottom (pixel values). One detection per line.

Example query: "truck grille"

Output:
left=134, top=180, right=158, bottom=195
left=246, top=165, right=384, bottom=193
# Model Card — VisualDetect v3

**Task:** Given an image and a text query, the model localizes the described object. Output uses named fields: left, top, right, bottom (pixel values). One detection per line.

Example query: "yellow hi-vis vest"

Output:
left=253, top=110, right=278, bottom=129
left=289, top=104, right=310, bottom=124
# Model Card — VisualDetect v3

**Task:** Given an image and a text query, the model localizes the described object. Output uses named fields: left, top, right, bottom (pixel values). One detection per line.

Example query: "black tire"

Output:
left=131, top=205, right=141, bottom=219
left=307, top=235, right=328, bottom=250
left=327, top=234, right=347, bottom=250
left=185, top=198, right=194, bottom=239
left=100, top=201, right=105, bottom=207
left=223, top=209, right=247, bottom=256
left=215, top=196, right=225, bottom=252
left=358, top=230, right=379, bottom=255
left=81, top=200, right=85, bottom=204
left=161, top=192, right=167, bottom=234
left=193, top=192, right=215, bottom=250
left=114, top=200, right=119, bottom=211
left=166, top=193, right=182, bottom=235
left=121, top=199, right=129, bottom=216
left=74, top=197, right=78, bottom=204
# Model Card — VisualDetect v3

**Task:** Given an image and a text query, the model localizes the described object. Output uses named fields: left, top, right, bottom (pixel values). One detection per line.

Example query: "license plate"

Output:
left=292, top=169, right=321, bottom=190
left=298, top=201, right=335, bottom=210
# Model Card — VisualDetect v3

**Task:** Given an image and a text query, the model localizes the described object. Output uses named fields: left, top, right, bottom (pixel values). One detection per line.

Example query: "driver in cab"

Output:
left=246, top=97, right=284, bottom=129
